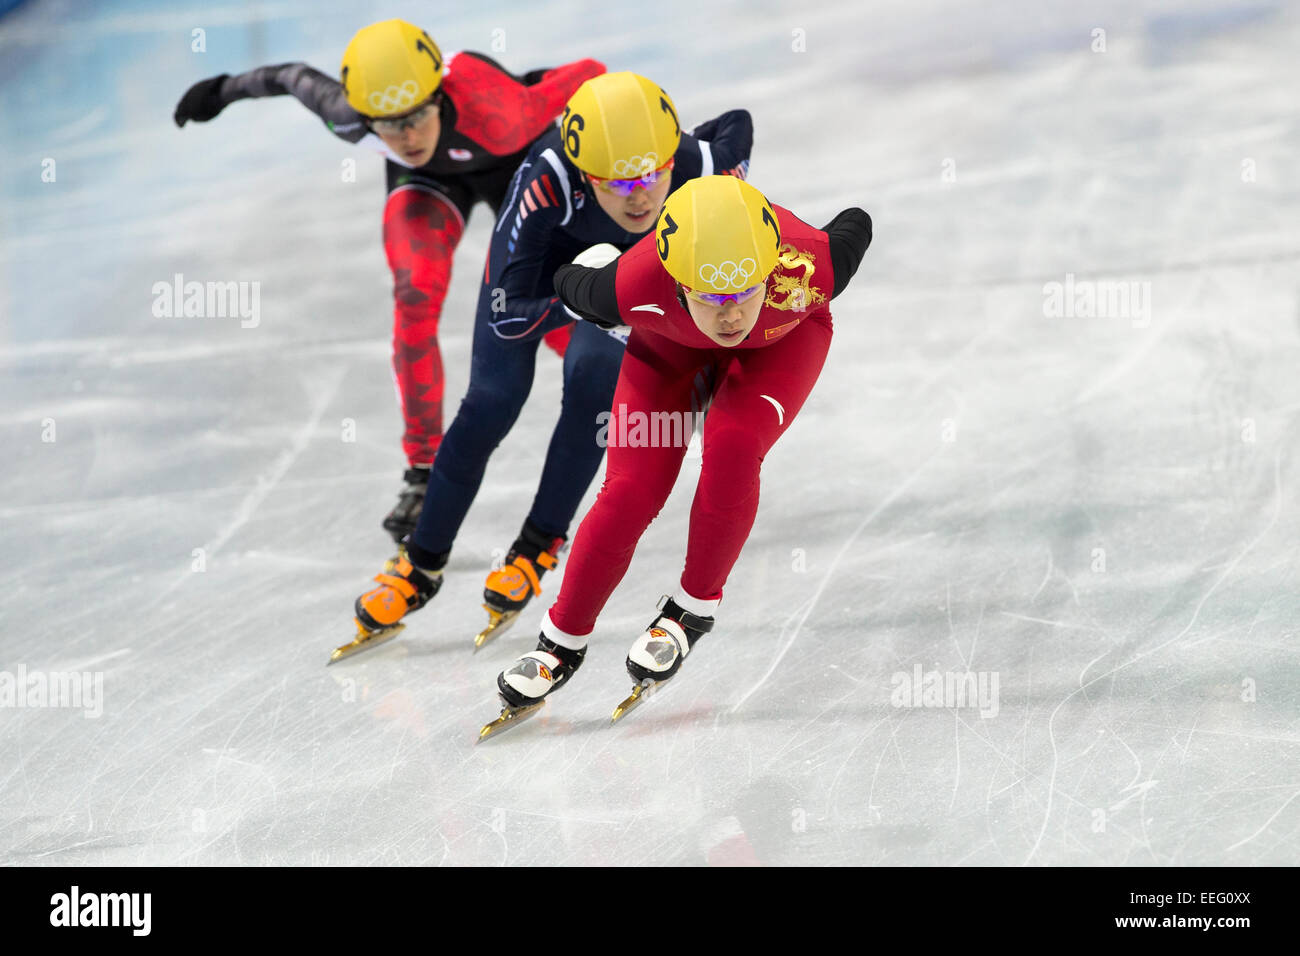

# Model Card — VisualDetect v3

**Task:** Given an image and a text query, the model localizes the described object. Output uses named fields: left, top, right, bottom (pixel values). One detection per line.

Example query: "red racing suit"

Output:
left=545, top=204, right=872, bottom=636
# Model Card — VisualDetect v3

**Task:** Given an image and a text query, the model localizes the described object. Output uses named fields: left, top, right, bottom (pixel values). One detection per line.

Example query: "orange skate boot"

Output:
left=474, top=523, right=565, bottom=650
left=329, top=552, right=442, bottom=664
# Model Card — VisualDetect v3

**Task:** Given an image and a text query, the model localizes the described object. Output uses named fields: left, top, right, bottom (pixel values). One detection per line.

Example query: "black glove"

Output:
left=174, top=75, right=230, bottom=127
left=553, top=262, right=624, bottom=330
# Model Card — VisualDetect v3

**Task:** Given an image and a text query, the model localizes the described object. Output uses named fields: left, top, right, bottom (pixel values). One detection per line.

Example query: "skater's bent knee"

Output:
left=596, top=473, right=673, bottom=522
left=461, top=383, right=527, bottom=424
left=562, top=361, right=620, bottom=405
left=702, top=425, right=765, bottom=466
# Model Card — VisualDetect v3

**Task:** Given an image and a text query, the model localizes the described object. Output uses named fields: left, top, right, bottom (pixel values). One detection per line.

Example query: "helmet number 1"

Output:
left=563, top=106, right=584, bottom=158
left=659, top=95, right=679, bottom=136
left=416, top=36, right=441, bottom=73
left=761, top=205, right=780, bottom=250
left=657, top=212, right=678, bottom=261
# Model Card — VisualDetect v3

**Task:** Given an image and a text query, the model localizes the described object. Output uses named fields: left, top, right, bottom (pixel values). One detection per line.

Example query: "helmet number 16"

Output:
left=563, top=106, right=584, bottom=158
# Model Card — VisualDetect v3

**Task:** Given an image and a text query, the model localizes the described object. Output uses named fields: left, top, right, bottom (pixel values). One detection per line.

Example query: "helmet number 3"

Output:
left=563, top=106, right=584, bottom=158
left=657, top=212, right=678, bottom=261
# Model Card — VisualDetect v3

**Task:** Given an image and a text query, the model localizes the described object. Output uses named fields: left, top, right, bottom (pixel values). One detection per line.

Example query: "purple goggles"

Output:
left=588, top=158, right=676, bottom=196
left=683, top=282, right=765, bottom=307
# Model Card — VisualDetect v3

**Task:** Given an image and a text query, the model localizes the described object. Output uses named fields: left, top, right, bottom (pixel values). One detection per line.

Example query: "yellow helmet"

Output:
left=562, top=72, right=682, bottom=180
left=655, top=176, right=782, bottom=294
left=340, top=19, right=444, bottom=118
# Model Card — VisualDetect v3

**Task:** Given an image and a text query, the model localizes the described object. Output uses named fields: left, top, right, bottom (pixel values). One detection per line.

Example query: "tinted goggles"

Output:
left=587, top=157, right=676, bottom=196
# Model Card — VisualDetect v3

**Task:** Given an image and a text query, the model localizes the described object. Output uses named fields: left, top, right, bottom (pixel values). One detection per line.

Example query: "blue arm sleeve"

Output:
left=691, top=109, right=753, bottom=178
left=483, top=174, right=572, bottom=342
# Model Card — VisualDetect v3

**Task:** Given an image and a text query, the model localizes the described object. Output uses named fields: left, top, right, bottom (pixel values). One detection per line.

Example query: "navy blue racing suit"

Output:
left=406, top=110, right=753, bottom=565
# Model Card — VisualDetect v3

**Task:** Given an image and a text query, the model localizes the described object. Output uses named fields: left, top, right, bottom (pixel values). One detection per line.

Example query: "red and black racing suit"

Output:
left=213, top=53, right=604, bottom=464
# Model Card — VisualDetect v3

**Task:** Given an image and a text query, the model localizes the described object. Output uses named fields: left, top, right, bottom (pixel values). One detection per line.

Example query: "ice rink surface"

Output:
left=1, top=0, right=1297, bottom=865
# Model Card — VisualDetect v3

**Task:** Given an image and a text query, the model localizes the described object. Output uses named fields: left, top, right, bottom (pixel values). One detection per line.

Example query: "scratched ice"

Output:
left=1, top=0, right=1297, bottom=865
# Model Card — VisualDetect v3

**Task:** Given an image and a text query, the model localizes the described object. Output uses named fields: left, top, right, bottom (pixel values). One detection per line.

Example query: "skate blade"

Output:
left=477, top=700, right=546, bottom=742
left=473, top=606, right=520, bottom=651
left=611, top=679, right=659, bottom=723
left=328, top=621, right=405, bottom=665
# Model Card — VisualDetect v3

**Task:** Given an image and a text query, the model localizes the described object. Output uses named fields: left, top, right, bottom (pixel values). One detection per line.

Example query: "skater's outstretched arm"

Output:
left=481, top=163, right=576, bottom=342
left=174, top=63, right=364, bottom=141
left=439, top=54, right=604, bottom=158
left=552, top=258, right=621, bottom=330
left=478, top=54, right=606, bottom=153
left=688, top=109, right=753, bottom=180
left=821, top=208, right=873, bottom=297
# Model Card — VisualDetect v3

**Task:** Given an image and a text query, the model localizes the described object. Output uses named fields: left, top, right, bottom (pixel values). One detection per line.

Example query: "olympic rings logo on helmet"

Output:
left=697, top=259, right=757, bottom=290
left=610, top=154, right=659, bottom=179
left=369, top=80, right=421, bottom=114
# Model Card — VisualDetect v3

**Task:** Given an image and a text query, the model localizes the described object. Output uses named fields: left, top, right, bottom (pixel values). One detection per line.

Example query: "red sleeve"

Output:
left=614, top=235, right=677, bottom=331
left=518, top=58, right=606, bottom=141
left=443, top=55, right=605, bottom=156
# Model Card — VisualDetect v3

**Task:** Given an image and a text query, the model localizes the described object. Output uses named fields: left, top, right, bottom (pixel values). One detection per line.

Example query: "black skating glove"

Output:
left=554, top=245, right=626, bottom=331
left=174, top=75, right=231, bottom=127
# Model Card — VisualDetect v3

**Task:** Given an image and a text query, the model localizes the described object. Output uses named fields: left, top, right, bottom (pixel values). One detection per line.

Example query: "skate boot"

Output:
left=329, top=553, right=442, bottom=664
left=612, top=597, right=714, bottom=722
left=478, top=636, right=587, bottom=741
left=473, top=522, right=566, bottom=650
left=382, top=466, right=430, bottom=543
